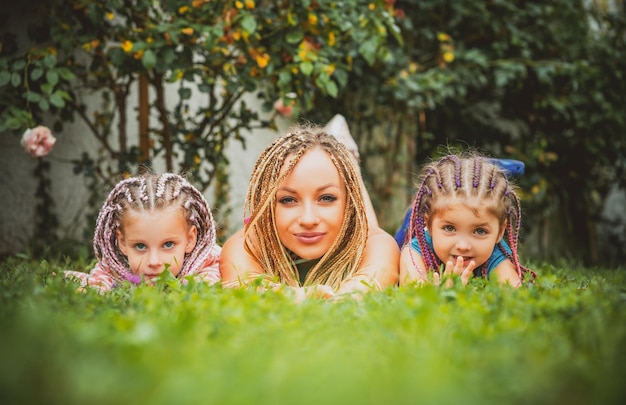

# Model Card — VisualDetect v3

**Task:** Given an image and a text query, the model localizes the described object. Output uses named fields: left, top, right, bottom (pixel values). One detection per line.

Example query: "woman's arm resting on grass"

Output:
left=219, top=229, right=266, bottom=287
left=336, top=227, right=399, bottom=295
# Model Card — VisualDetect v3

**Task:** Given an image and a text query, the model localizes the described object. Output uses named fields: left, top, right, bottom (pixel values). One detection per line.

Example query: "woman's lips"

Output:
left=294, top=232, right=325, bottom=244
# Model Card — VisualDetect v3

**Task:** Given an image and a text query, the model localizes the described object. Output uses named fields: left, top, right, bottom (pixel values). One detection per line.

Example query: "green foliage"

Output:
left=1, top=256, right=625, bottom=404
left=0, top=0, right=399, bottom=189
left=306, top=0, right=626, bottom=264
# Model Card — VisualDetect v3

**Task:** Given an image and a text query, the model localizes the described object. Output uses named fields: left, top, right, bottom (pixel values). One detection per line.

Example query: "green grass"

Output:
left=1, top=256, right=625, bottom=405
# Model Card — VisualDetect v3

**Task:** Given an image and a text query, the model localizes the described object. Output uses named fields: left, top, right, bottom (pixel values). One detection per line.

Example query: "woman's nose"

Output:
left=298, top=202, right=320, bottom=226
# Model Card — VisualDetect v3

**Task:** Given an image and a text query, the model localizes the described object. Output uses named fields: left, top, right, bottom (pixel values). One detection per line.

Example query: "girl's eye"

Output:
left=475, top=228, right=488, bottom=236
left=278, top=196, right=297, bottom=205
left=443, top=225, right=455, bottom=232
left=163, top=241, right=175, bottom=249
left=134, top=243, right=147, bottom=251
left=319, top=194, right=337, bottom=203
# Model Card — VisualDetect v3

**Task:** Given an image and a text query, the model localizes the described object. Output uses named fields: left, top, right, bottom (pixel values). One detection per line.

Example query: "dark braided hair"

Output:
left=93, top=172, right=217, bottom=282
left=407, top=152, right=535, bottom=281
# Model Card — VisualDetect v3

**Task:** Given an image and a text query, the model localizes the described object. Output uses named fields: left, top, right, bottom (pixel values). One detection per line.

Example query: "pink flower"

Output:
left=21, top=126, right=57, bottom=158
left=124, top=273, right=141, bottom=285
left=273, top=93, right=297, bottom=117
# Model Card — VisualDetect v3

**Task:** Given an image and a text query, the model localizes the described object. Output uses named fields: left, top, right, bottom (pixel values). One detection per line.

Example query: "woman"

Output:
left=220, top=124, right=399, bottom=299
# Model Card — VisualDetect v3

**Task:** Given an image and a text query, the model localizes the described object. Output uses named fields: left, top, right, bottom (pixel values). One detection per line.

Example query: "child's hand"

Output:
left=433, top=256, right=475, bottom=287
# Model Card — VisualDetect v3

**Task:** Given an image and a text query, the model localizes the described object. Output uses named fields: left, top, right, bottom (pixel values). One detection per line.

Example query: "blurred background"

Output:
left=1, top=0, right=624, bottom=266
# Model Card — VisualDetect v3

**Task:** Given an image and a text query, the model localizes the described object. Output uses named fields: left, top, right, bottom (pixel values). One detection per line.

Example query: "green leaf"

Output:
left=163, top=48, right=176, bottom=65
left=300, top=61, right=313, bottom=76
left=38, top=98, right=50, bottom=111
left=12, top=60, right=26, bottom=71
left=133, top=41, right=146, bottom=51
left=26, top=92, right=41, bottom=102
left=277, top=70, right=292, bottom=88
left=11, top=72, right=21, bottom=87
left=333, top=69, right=348, bottom=89
left=286, top=31, right=303, bottom=44
left=142, top=50, right=157, bottom=70
left=46, top=70, right=59, bottom=86
left=4, top=116, right=23, bottom=130
left=43, top=54, right=57, bottom=68
left=41, top=83, right=53, bottom=94
left=31, top=68, right=44, bottom=81
left=57, top=90, right=72, bottom=100
left=0, top=71, right=10, bottom=86
left=50, top=91, right=65, bottom=108
left=240, top=14, right=257, bottom=34
left=325, top=80, right=338, bottom=98
left=178, top=87, right=192, bottom=100
left=107, top=47, right=125, bottom=67
left=57, top=67, right=75, bottom=81
left=358, top=37, right=378, bottom=66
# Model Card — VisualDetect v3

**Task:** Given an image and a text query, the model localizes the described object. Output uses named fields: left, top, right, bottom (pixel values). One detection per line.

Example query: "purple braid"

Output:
left=473, top=158, right=482, bottom=189
left=453, top=155, right=462, bottom=189
left=407, top=169, right=440, bottom=277
left=488, top=166, right=498, bottom=191
left=92, top=172, right=216, bottom=281
left=500, top=191, right=536, bottom=281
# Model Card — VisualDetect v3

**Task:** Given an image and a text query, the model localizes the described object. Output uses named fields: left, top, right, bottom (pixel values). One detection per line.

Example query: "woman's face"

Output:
left=274, top=148, right=347, bottom=260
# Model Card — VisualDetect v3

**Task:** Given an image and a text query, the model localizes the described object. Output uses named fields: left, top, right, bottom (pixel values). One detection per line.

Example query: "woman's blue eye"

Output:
left=278, top=196, right=296, bottom=204
left=320, top=194, right=337, bottom=203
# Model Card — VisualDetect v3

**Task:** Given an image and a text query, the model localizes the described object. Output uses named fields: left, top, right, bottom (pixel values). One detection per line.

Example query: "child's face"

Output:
left=116, top=206, right=197, bottom=280
left=274, top=148, right=346, bottom=260
left=428, top=202, right=505, bottom=269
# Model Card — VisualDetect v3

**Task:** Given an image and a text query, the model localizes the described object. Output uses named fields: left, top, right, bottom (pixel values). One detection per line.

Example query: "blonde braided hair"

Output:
left=243, top=124, right=368, bottom=289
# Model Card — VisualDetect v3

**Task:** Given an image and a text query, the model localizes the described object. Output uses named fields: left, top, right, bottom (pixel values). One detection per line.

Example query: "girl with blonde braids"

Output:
left=65, top=172, right=221, bottom=292
left=399, top=152, right=536, bottom=287
left=220, top=124, right=399, bottom=299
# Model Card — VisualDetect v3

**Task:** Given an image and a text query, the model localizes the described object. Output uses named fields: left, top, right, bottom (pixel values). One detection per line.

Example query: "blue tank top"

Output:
left=409, top=231, right=512, bottom=278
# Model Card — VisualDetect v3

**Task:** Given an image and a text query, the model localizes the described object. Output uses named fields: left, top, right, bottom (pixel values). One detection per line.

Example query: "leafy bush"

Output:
left=0, top=0, right=399, bottom=189
left=1, top=257, right=625, bottom=404
left=0, top=0, right=400, bottom=245
left=307, top=0, right=626, bottom=265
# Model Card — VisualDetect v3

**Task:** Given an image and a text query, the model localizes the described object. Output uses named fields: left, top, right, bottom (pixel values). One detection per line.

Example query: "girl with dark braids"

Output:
left=399, top=152, right=535, bottom=288
left=220, top=123, right=399, bottom=300
left=65, top=172, right=221, bottom=292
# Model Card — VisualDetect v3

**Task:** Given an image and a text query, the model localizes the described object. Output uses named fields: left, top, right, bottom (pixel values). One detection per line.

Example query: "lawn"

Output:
left=1, top=256, right=625, bottom=404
